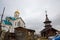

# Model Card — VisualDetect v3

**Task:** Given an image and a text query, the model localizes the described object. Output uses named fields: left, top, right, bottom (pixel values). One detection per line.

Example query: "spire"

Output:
left=44, top=10, right=51, bottom=23
left=44, top=10, right=52, bottom=28
left=45, top=14, right=49, bottom=21
left=45, top=10, right=49, bottom=21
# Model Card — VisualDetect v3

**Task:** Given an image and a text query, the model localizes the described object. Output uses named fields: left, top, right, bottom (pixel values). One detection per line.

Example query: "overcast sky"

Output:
left=0, top=0, right=60, bottom=34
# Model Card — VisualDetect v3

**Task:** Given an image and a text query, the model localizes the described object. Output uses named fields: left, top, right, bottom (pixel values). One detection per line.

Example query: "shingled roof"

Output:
left=41, top=27, right=58, bottom=33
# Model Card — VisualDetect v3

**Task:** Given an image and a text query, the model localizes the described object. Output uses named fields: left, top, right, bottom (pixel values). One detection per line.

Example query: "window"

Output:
left=18, top=21, right=20, bottom=27
left=15, top=22, right=16, bottom=26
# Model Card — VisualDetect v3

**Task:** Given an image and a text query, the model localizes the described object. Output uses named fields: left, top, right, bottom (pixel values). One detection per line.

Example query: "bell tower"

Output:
left=44, top=10, right=52, bottom=28
left=14, top=10, right=20, bottom=18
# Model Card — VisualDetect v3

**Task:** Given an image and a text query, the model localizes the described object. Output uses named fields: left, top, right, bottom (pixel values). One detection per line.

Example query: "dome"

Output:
left=15, top=10, right=20, bottom=14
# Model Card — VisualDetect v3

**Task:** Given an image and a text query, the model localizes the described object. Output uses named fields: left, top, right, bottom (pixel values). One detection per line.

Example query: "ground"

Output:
left=36, top=37, right=48, bottom=40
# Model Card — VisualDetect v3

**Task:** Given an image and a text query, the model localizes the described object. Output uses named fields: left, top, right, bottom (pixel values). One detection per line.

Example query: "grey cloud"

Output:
left=52, top=13, right=60, bottom=25
left=51, top=13, right=60, bottom=31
